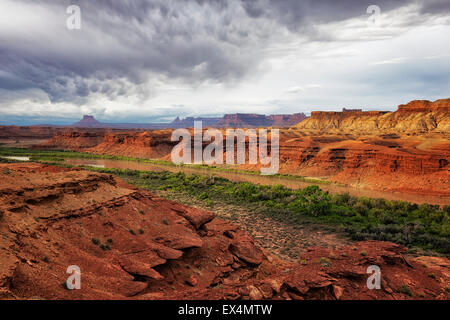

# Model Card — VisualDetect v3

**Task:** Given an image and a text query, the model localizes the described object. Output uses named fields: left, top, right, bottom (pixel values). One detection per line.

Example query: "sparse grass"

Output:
left=162, top=219, right=169, bottom=225
left=138, top=229, right=144, bottom=234
left=100, top=243, right=111, bottom=251
left=399, top=285, right=413, bottom=297
left=320, top=257, right=332, bottom=267
left=92, top=238, right=111, bottom=250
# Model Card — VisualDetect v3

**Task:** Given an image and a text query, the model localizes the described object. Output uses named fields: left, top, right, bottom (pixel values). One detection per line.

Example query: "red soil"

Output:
left=0, top=163, right=448, bottom=300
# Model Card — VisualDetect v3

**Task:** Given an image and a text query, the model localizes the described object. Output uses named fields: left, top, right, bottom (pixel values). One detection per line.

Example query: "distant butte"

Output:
left=72, top=115, right=102, bottom=128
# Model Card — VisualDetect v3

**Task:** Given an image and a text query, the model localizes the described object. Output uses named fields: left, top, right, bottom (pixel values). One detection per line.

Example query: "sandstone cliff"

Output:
left=295, top=99, right=449, bottom=134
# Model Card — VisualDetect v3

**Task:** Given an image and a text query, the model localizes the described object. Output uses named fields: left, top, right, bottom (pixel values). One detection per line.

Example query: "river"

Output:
left=63, top=158, right=449, bottom=206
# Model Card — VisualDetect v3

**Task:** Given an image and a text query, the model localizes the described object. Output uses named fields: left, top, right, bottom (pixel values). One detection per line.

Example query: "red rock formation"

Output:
left=267, top=113, right=308, bottom=127
left=270, top=134, right=450, bottom=196
left=0, top=163, right=448, bottom=300
left=398, top=99, right=450, bottom=113
left=39, top=129, right=107, bottom=150
left=218, top=113, right=273, bottom=127
left=72, top=115, right=102, bottom=128
left=0, top=126, right=63, bottom=140
left=295, top=99, right=449, bottom=133
left=88, top=130, right=175, bottom=158
left=218, top=113, right=307, bottom=128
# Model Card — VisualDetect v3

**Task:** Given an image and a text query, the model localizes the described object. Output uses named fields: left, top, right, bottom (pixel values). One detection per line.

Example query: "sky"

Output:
left=0, top=0, right=449, bottom=125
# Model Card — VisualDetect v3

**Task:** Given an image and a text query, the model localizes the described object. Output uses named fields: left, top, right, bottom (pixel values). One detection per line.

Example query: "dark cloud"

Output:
left=0, top=0, right=444, bottom=105
left=241, top=0, right=415, bottom=31
left=419, top=0, right=450, bottom=14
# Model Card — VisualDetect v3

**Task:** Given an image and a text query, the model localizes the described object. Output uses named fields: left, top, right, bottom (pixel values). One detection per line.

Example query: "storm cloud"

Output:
left=0, top=0, right=449, bottom=123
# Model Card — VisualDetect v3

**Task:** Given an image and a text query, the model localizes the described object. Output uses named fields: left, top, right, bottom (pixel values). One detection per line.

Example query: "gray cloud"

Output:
left=0, top=0, right=447, bottom=118
left=420, top=0, right=450, bottom=14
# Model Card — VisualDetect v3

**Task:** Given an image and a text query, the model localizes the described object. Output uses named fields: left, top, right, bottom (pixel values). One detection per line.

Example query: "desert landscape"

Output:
left=1, top=0, right=449, bottom=307
left=1, top=98, right=449, bottom=300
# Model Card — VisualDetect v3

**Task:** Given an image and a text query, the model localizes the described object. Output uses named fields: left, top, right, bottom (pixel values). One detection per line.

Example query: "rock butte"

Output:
left=0, top=163, right=448, bottom=300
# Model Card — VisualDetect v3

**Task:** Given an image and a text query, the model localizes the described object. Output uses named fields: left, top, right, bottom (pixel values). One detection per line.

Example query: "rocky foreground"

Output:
left=0, top=163, right=448, bottom=300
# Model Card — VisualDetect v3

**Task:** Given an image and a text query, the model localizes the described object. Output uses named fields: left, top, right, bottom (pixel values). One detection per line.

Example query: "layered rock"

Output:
left=0, top=163, right=448, bottom=300
left=295, top=99, right=449, bottom=133
left=218, top=113, right=307, bottom=128
left=0, top=126, right=63, bottom=140
left=267, top=133, right=450, bottom=196
left=39, top=129, right=107, bottom=150
left=88, top=130, right=175, bottom=158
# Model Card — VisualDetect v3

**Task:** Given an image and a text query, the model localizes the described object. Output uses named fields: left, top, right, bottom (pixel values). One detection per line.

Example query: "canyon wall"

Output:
left=295, top=99, right=449, bottom=133
left=272, top=134, right=450, bottom=196
left=40, top=129, right=175, bottom=159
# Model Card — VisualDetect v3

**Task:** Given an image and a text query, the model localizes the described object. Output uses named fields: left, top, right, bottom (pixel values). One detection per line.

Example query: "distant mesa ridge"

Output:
left=71, top=112, right=308, bottom=129
left=296, top=98, right=450, bottom=133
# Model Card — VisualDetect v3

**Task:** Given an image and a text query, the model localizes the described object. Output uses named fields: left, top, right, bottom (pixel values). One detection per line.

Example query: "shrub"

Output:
left=320, top=257, right=331, bottom=267
left=399, top=285, right=413, bottom=297
left=100, top=243, right=111, bottom=251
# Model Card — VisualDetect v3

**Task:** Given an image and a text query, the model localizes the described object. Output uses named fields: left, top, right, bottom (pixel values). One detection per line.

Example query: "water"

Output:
left=64, top=158, right=449, bottom=206
left=1, top=156, right=30, bottom=161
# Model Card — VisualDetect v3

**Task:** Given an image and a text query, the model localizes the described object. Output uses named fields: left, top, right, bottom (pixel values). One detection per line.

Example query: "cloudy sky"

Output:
left=0, top=0, right=449, bottom=125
